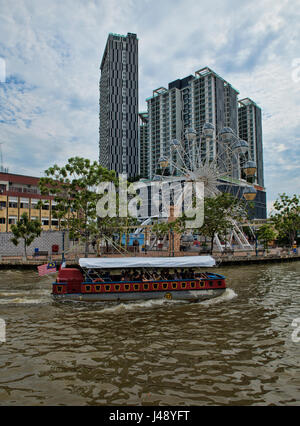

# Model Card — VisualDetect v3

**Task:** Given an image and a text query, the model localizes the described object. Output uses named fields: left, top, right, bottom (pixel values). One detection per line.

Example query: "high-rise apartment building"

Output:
left=99, top=32, right=139, bottom=177
left=144, top=67, right=266, bottom=218
left=238, top=98, right=264, bottom=187
left=146, top=67, right=239, bottom=178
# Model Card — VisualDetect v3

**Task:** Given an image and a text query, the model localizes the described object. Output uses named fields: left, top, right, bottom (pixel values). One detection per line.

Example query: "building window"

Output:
left=31, top=200, right=40, bottom=209
left=20, top=201, right=29, bottom=209
left=0, top=218, right=5, bottom=224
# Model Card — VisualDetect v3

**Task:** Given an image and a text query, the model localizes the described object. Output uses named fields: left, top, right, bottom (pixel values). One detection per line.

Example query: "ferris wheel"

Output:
left=156, top=123, right=257, bottom=199
left=151, top=123, right=258, bottom=251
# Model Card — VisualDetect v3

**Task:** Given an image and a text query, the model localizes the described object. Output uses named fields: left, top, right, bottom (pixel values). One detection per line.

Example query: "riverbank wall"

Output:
left=0, top=251, right=300, bottom=269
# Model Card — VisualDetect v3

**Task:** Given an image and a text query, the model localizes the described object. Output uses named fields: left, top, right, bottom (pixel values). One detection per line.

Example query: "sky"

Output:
left=0, top=0, right=299, bottom=216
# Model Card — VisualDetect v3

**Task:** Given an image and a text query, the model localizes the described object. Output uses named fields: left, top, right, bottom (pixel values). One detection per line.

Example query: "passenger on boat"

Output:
left=152, top=272, right=160, bottom=281
left=162, top=269, right=171, bottom=280
left=134, top=272, right=142, bottom=281
left=87, top=269, right=97, bottom=281
left=142, top=273, right=151, bottom=282
left=93, top=276, right=104, bottom=282
left=103, top=272, right=112, bottom=282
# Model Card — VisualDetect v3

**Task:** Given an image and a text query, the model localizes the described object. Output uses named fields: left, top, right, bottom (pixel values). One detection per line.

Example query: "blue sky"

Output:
left=0, top=0, right=299, bottom=215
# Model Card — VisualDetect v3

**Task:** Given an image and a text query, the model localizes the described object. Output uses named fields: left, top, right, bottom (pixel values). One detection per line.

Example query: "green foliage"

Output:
left=151, top=215, right=187, bottom=240
left=257, top=224, right=277, bottom=251
left=271, top=193, right=300, bottom=247
left=198, top=193, right=248, bottom=254
left=152, top=222, right=170, bottom=239
left=39, top=157, right=118, bottom=256
left=11, top=213, right=42, bottom=258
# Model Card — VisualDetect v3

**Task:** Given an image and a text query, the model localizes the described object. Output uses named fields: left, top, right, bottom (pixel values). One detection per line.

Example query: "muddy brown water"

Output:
left=0, top=262, right=299, bottom=405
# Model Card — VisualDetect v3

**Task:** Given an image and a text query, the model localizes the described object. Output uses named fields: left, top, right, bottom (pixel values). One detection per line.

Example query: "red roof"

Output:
left=0, top=172, right=40, bottom=185
left=0, top=172, right=53, bottom=199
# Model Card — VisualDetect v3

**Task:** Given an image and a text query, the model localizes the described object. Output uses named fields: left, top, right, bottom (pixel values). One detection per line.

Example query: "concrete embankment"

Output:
left=0, top=252, right=300, bottom=269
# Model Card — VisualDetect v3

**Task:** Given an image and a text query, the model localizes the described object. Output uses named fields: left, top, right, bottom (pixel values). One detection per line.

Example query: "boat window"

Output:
left=209, top=281, right=213, bottom=287
left=190, top=282, right=196, bottom=288
left=199, top=280, right=205, bottom=288
left=134, top=284, right=140, bottom=291
left=163, top=283, right=168, bottom=290
left=56, top=286, right=62, bottom=293
left=95, top=285, right=101, bottom=292
left=172, top=282, right=177, bottom=289
left=143, top=284, right=149, bottom=290
left=105, top=285, right=111, bottom=292
left=153, top=283, right=158, bottom=290
left=181, top=282, right=186, bottom=289
left=85, top=285, right=91, bottom=292
left=218, top=281, right=222, bottom=286
left=114, top=285, right=120, bottom=291
left=124, top=284, right=130, bottom=291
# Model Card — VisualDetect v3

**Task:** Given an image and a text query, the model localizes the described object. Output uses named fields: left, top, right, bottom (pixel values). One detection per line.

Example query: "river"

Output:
left=0, top=262, right=299, bottom=406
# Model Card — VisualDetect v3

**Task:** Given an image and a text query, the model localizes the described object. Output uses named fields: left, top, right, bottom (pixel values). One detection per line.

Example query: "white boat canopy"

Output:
left=79, top=256, right=216, bottom=269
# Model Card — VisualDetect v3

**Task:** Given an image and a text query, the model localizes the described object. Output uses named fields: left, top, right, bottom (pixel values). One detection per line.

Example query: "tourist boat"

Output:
left=52, top=256, right=226, bottom=302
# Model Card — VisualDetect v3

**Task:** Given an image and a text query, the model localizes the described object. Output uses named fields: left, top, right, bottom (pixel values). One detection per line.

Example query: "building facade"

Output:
left=238, top=98, right=264, bottom=187
left=0, top=172, right=65, bottom=232
left=138, top=112, right=149, bottom=179
left=146, top=67, right=239, bottom=178
left=144, top=67, right=266, bottom=218
left=99, top=32, right=139, bottom=178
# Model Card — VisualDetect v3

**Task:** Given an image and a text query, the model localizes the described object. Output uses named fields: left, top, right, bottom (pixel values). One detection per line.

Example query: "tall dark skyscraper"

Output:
left=99, top=32, right=139, bottom=177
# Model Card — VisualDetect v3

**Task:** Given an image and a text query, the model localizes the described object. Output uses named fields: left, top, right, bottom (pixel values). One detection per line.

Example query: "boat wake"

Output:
left=199, top=288, right=237, bottom=306
left=78, top=289, right=238, bottom=314
left=0, top=289, right=51, bottom=305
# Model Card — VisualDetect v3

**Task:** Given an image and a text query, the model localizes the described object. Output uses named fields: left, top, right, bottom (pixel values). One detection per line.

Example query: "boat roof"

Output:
left=79, top=256, right=216, bottom=269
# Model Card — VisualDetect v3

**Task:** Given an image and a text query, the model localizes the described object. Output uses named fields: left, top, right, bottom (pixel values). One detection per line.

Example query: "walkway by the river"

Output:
left=0, top=247, right=299, bottom=268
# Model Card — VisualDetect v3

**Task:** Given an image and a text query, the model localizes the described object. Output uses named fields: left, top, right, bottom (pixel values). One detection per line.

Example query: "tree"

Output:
left=198, top=193, right=248, bottom=254
left=152, top=222, right=170, bottom=241
left=257, top=224, right=277, bottom=252
left=271, top=193, right=300, bottom=247
left=11, top=213, right=42, bottom=259
left=39, top=157, right=117, bottom=257
left=151, top=215, right=188, bottom=254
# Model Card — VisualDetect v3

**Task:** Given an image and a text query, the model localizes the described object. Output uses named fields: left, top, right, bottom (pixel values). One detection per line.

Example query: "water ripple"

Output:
left=0, top=263, right=300, bottom=405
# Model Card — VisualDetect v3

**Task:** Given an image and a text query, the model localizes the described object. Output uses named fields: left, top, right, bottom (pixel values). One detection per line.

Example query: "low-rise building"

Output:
left=0, top=172, right=63, bottom=232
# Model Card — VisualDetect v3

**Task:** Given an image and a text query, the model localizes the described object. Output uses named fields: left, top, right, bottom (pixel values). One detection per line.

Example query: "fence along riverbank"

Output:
left=0, top=250, right=300, bottom=269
